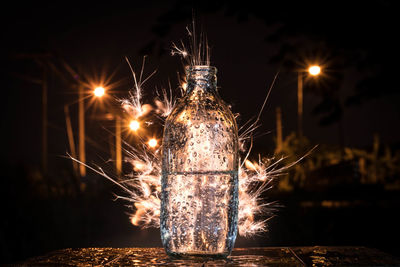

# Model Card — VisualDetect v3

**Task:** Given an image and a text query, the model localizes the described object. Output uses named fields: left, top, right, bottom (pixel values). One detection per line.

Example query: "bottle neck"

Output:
left=185, top=65, right=217, bottom=95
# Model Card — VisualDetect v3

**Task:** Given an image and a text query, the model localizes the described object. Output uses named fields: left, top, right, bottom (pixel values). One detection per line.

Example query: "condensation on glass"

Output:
left=161, top=65, right=239, bottom=258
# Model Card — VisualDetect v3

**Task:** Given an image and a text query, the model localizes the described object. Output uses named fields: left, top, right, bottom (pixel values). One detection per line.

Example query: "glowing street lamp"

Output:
left=76, top=85, right=106, bottom=177
left=308, top=65, right=321, bottom=76
left=94, top=86, right=105, bottom=97
left=297, top=64, right=322, bottom=137
left=129, top=120, right=140, bottom=131
left=148, top=138, right=157, bottom=148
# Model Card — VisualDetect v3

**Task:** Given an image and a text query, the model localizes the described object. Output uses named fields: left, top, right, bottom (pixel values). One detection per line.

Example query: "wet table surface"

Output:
left=18, top=247, right=400, bottom=266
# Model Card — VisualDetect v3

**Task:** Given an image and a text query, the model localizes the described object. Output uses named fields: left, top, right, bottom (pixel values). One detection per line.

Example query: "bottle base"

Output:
left=166, top=250, right=230, bottom=260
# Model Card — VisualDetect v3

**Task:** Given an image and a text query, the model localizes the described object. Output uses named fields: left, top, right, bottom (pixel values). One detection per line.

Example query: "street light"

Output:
left=129, top=120, right=140, bottom=131
left=308, top=65, right=321, bottom=76
left=59, top=59, right=115, bottom=177
left=297, top=65, right=322, bottom=137
left=77, top=84, right=107, bottom=177
left=148, top=138, right=158, bottom=148
left=89, top=84, right=126, bottom=177
left=94, top=86, right=105, bottom=97
left=91, top=84, right=124, bottom=177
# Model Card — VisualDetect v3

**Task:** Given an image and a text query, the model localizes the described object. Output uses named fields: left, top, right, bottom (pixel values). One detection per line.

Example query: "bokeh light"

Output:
left=308, top=65, right=321, bottom=76
left=129, top=120, right=140, bottom=131
left=94, top=86, right=105, bottom=97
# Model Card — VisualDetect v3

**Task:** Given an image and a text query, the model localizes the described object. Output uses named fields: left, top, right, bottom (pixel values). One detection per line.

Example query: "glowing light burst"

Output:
left=154, top=84, right=176, bottom=118
left=94, top=86, right=105, bottom=97
left=171, top=22, right=210, bottom=66
left=308, top=65, right=321, bottom=76
left=129, top=120, right=140, bottom=131
left=120, top=56, right=156, bottom=119
left=148, top=138, right=158, bottom=148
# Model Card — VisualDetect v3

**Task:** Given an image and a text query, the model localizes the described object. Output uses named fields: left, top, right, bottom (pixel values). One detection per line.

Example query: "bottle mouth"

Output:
left=186, top=65, right=217, bottom=74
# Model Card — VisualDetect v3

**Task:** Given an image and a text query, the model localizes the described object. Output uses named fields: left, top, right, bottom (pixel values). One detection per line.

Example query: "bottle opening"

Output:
left=186, top=65, right=217, bottom=74
left=185, top=65, right=218, bottom=94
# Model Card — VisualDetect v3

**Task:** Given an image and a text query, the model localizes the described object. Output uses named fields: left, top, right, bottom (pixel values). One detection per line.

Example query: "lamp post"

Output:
left=42, top=66, right=48, bottom=173
left=275, top=106, right=283, bottom=153
left=297, top=65, right=321, bottom=137
left=115, top=116, right=122, bottom=176
left=78, top=84, right=86, bottom=177
left=91, top=85, right=124, bottom=176
left=64, top=104, right=79, bottom=176
left=74, top=85, right=106, bottom=177
left=73, top=82, right=145, bottom=177
left=92, top=86, right=126, bottom=176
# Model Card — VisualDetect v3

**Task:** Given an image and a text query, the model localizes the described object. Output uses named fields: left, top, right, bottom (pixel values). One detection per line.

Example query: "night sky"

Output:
left=3, top=0, right=400, bottom=263
left=4, top=1, right=400, bottom=164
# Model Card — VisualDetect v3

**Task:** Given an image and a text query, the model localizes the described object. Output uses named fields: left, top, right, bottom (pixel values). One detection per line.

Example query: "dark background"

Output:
left=2, top=0, right=400, bottom=263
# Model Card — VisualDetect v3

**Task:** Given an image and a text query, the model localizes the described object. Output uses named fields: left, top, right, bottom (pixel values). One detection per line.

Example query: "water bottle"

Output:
left=161, top=65, right=239, bottom=258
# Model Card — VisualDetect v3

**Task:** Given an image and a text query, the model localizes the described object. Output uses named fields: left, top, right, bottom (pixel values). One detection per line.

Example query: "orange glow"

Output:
left=133, top=162, right=144, bottom=171
left=148, top=138, right=157, bottom=148
left=181, top=82, right=187, bottom=91
left=308, top=65, right=321, bottom=76
left=245, top=160, right=259, bottom=171
left=94, top=86, right=105, bottom=97
left=129, top=120, right=140, bottom=131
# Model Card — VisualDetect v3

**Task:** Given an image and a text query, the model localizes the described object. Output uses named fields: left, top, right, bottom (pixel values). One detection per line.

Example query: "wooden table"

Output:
left=18, top=247, right=400, bottom=266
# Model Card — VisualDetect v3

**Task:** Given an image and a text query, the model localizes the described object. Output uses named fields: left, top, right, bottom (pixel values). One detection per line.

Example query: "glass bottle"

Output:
left=161, top=65, right=239, bottom=258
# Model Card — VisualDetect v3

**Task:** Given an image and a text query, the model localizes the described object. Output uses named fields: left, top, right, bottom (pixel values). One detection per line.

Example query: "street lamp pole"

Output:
left=78, top=84, right=86, bottom=177
left=297, top=65, right=321, bottom=138
left=275, top=106, right=283, bottom=153
left=92, top=86, right=123, bottom=177
left=64, top=105, right=79, bottom=176
left=297, top=71, right=303, bottom=137
left=115, top=116, right=122, bottom=177
left=42, top=66, right=48, bottom=173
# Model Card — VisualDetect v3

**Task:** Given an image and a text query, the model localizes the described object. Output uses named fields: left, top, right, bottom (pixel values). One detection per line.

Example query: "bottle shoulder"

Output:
left=166, top=94, right=238, bottom=131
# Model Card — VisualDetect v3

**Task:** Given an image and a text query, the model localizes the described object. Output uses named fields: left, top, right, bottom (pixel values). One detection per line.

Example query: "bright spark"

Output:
left=155, top=83, right=176, bottom=118
left=308, top=65, right=321, bottom=76
left=121, top=56, right=156, bottom=119
left=181, top=82, right=187, bottom=92
left=94, top=86, right=105, bottom=97
left=148, top=138, right=157, bottom=148
left=129, top=120, right=140, bottom=131
left=171, top=20, right=210, bottom=66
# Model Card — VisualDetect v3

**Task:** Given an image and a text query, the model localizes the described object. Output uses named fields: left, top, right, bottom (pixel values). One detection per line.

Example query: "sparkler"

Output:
left=120, top=56, right=156, bottom=119
left=154, top=83, right=176, bottom=118
left=70, top=21, right=315, bottom=239
left=81, top=64, right=299, bottom=237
